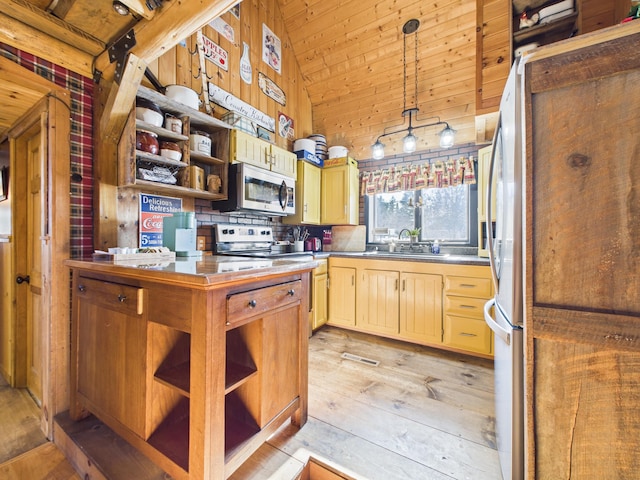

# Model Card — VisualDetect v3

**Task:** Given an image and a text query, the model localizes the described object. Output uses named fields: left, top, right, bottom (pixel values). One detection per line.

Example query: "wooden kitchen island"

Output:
left=65, top=255, right=315, bottom=479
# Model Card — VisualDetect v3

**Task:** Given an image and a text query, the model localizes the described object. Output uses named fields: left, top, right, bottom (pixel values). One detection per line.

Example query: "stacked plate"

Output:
left=308, top=134, right=328, bottom=161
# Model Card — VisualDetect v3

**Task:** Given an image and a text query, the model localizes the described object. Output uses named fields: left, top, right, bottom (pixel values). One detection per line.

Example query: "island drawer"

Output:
left=227, top=280, right=302, bottom=328
left=76, top=276, right=143, bottom=316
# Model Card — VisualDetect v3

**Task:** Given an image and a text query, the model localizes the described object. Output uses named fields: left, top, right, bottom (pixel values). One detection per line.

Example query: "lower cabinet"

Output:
left=443, top=275, right=493, bottom=355
left=327, top=266, right=356, bottom=327
left=328, top=256, right=492, bottom=357
left=311, top=259, right=328, bottom=331
left=359, top=269, right=400, bottom=335
left=400, top=272, right=443, bottom=344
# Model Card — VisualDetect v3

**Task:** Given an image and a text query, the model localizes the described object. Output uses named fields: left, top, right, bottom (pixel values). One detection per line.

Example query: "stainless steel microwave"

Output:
left=214, top=163, right=295, bottom=216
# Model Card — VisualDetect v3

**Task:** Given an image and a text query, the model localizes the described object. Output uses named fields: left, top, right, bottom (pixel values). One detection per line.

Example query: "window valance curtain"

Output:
left=360, top=156, right=475, bottom=196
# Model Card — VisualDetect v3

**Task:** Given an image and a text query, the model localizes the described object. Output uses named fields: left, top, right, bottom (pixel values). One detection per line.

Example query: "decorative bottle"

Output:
left=240, top=42, right=252, bottom=84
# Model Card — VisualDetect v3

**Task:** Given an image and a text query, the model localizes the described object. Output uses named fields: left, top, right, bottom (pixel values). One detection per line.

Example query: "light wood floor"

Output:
left=0, top=326, right=500, bottom=479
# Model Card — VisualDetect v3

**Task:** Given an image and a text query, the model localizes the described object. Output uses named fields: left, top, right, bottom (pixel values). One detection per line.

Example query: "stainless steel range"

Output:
left=213, top=223, right=313, bottom=259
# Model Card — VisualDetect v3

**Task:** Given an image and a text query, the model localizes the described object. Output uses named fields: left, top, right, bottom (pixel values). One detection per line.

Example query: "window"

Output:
left=367, top=185, right=476, bottom=245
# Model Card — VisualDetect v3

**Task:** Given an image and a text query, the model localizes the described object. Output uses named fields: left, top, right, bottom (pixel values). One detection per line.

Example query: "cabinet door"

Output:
left=328, top=266, right=356, bottom=327
left=399, top=272, right=443, bottom=344
left=312, top=272, right=328, bottom=330
left=261, top=304, right=300, bottom=425
left=74, top=277, right=147, bottom=438
left=283, top=161, right=321, bottom=225
left=321, top=163, right=359, bottom=225
left=230, top=130, right=270, bottom=170
left=358, top=269, right=399, bottom=335
left=270, top=144, right=297, bottom=178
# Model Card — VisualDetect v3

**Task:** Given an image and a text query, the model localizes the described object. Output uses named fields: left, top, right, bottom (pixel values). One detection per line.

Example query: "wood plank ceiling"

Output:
left=0, top=0, right=482, bottom=157
left=278, top=0, right=480, bottom=158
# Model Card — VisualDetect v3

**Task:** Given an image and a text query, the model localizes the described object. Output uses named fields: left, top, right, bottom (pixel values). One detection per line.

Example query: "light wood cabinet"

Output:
left=68, top=259, right=312, bottom=479
left=327, top=265, right=356, bottom=327
left=283, top=160, right=321, bottom=225
left=443, top=275, right=493, bottom=355
left=311, top=259, right=328, bottom=331
left=400, top=272, right=443, bottom=344
left=72, top=276, right=147, bottom=439
left=320, top=159, right=359, bottom=225
left=329, top=256, right=492, bottom=358
left=229, top=129, right=297, bottom=178
left=358, top=269, right=400, bottom=335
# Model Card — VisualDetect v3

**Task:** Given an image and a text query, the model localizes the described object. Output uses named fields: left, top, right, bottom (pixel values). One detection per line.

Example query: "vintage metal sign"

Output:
left=201, top=34, right=228, bottom=71
left=139, top=194, right=182, bottom=248
left=278, top=112, right=294, bottom=140
left=259, top=72, right=286, bottom=106
left=208, top=83, right=275, bottom=132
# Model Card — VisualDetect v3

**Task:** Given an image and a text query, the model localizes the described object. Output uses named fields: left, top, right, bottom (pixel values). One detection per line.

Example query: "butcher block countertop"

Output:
left=65, top=255, right=318, bottom=287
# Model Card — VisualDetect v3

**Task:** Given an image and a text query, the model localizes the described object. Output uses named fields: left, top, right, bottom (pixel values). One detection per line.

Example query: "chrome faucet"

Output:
left=398, top=229, right=411, bottom=240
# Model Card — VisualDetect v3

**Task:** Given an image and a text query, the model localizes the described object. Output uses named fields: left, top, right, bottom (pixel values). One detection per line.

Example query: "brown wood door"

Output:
left=25, top=126, right=44, bottom=404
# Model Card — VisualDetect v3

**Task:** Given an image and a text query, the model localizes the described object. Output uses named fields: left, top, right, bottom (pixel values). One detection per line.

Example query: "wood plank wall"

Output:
left=144, top=0, right=313, bottom=152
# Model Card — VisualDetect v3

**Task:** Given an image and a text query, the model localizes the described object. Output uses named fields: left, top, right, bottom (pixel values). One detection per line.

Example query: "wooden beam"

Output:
left=99, top=53, right=147, bottom=143
left=94, top=0, right=239, bottom=81
left=118, top=0, right=156, bottom=20
left=0, top=0, right=105, bottom=56
left=0, top=12, right=94, bottom=78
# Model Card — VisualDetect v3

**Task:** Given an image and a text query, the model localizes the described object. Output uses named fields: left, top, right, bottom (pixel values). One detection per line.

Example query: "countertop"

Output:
left=326, top=251, right=490, bottom=266
left=65, top=255, right=318, bottom=287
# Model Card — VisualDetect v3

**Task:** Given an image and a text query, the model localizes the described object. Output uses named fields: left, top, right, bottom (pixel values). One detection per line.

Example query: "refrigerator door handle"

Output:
left=487, top=111, right=501, bottom=293
left=484, top=298, right=511, bottom=345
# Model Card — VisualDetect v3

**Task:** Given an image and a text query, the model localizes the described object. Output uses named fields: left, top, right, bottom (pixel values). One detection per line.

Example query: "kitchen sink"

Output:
left=362, top=250, right=450, bottom=258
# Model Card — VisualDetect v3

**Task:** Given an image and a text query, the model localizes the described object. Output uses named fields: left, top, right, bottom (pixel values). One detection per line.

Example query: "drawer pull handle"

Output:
left=287, top=289, right=295, bottom=296
left=459, top=332, right=477, bottom=337
left=460, top=305, right=476, bottom=309
left=226, top=320, right=231, bottom=326
left=460, top=284, right=476, bottom=288
left=248, top=299, right=257, bottom=308
left=117, top=294, right=127, bottom=303
left=78, top=284, right=86, bottom=292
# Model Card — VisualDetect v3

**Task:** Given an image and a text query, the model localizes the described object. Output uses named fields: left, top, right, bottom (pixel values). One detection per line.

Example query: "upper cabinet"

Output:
left=229, top=130, right=297, bottom=178
left=283, top=160, right=321, bottom=225
left=320, top=159, right=359, bottom=226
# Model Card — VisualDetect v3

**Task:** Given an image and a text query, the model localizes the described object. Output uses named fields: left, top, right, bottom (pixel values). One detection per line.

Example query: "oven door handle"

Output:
left=278, top=180, right=289, bottom=211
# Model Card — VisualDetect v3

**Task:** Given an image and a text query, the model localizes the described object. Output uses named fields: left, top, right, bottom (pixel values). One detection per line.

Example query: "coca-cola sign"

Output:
left=139, top=194, right=182, bottom=247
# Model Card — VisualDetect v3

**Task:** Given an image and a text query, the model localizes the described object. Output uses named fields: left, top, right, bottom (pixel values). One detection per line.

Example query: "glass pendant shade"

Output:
left=371, top=141, right=385, bottom=160
left=439, top=126, right=456, bottom=149
left=403, top=132, right=417, bottom=153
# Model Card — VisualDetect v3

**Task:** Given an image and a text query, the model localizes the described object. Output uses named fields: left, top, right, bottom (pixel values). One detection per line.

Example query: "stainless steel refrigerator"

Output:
left=483, top=61, right=524, bottom=480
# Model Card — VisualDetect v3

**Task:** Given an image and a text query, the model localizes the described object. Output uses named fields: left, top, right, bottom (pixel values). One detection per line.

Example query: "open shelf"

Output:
left=224, top=391, right=260, bottom=460
left=147, top=397, right=190, bottom=472
left=131, top=179, right=227, bottom=200
left=135, top=119, right=188, bottom=142
left=155, top=361, right=190, bottom=397
left=513, top=12, right=578, bottom=45
left=136, top=150, right=188, bottom=168
left=190, top=150, right=226, bottom=166
left=225, top=328, right=258, bottom=394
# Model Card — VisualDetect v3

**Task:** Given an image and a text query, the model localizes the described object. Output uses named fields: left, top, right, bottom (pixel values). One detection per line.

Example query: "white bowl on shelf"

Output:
left=135, top=107, right=163, bottom=127
left=328, top=146, right=348, bottom=158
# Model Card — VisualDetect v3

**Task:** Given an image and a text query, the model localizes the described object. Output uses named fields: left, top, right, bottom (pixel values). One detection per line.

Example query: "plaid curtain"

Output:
left=0, top=44, right=94, bottom=259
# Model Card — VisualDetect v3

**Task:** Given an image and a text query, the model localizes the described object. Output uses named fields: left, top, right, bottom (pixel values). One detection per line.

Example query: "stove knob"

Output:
left=248, top=228, right=254, bottom=235
left=222, top=229, right=229, bottom=234
left=229, top=229, right=235, bottom=234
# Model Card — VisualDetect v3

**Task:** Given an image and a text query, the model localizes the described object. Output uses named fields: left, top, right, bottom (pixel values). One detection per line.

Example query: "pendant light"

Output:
left=371, top=19, right=456, bottom=159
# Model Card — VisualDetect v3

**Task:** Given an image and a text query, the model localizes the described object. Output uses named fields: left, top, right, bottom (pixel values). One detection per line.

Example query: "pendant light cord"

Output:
left=402, top=27, right=419, bottom=112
